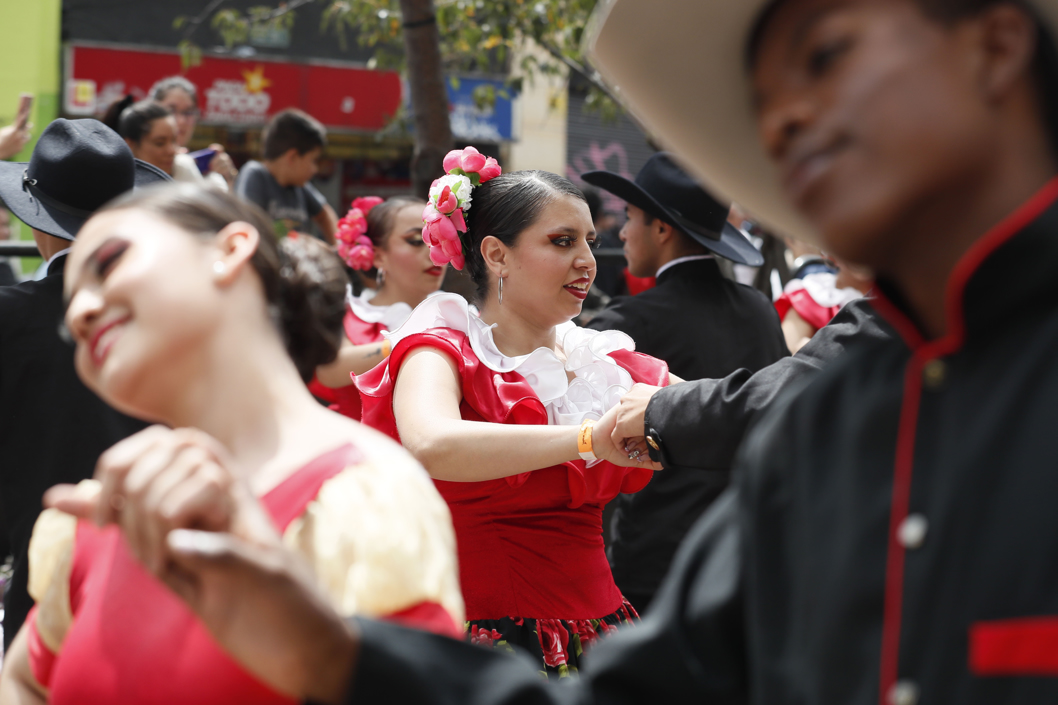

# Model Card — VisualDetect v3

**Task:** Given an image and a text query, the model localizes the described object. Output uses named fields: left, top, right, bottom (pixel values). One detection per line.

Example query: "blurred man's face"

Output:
left=619, top=204, right=661, bottom=277
left=0, top=208, right=10, bottom=241
left=751, top=0, right=1014, bottom=272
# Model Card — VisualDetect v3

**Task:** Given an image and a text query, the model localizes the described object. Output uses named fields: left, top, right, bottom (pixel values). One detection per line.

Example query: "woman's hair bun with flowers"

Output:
left=336, top=196, right=385, bottom=270
left=422, top=146, right=502, bottom=270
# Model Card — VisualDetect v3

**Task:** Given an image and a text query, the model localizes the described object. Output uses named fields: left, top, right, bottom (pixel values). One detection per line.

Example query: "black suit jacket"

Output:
left=0, top=255, right=145, bottom=648
left=644, top=297, right=888, bottom=471
left=586, top=258, right=787, bottom=603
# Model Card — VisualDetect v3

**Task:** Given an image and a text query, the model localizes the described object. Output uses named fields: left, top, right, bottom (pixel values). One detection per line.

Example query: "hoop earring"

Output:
left=498, top=276, right=504, bottom=304
left=376, top=268, right=386, bottom=288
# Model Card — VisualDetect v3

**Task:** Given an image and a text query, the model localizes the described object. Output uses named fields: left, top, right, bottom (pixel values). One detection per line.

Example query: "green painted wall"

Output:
left=0, top=0, right=62, bottom=272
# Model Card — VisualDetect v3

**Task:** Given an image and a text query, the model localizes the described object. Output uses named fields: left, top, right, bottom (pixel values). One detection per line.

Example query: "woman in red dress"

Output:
left=357, top=149, right=678, bottom=677
left=310, top=195, right=446, bottom=419
left=0, top=185, right=462, bottom=704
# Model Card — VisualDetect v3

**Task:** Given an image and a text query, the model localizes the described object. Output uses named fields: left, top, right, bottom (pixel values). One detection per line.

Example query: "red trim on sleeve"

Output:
left=25, top=606, right=59, bottom=689
left=970, top=617, right=1058, bottom=675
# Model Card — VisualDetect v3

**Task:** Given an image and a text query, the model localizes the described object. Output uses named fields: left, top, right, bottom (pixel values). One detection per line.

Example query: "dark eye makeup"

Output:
left=90, top=238, right=130, bottom=280
left=549, top=232, right=598, bottom=249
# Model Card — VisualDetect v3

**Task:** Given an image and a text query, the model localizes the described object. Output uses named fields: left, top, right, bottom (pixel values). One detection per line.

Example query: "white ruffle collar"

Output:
left=347, top=287, right=443, bottom=333
left=784, top=272, right=863, bottom=309
left=386, top=293, right=637, bottom=428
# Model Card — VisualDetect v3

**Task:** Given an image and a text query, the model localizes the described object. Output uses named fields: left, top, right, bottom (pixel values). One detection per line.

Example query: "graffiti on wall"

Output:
left=566, top=141, right=635, bottom=216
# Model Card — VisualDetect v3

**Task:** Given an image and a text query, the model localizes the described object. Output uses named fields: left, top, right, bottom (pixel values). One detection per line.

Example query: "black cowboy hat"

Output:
left=0, top=118, right=170, bottom=242
left=581, top=152, right=763, bottom=267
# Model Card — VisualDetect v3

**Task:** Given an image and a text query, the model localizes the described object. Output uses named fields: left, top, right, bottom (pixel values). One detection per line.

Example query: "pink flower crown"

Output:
left=422, top=146, right=502, bottom=270
left=336, top=196, right=386, bottom=271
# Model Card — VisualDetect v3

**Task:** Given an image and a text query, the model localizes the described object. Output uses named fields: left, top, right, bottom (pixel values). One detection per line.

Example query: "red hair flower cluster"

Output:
left=337, top=196, right=385, bottom=271
left=422, top=146, right=502, bottom=270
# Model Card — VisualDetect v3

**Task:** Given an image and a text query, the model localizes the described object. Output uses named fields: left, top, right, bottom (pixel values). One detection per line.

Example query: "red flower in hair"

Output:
left=336, top=196, right=384, bottom=270
left=351, top=196, right=384, bottom=213
left=479, top=157, right=501, bottom=182
left=424, top=146, right=502, bottom=270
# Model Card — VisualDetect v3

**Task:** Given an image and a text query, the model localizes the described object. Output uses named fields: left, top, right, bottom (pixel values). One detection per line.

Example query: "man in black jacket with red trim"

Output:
left=53, top=1, right=1058, bottom=704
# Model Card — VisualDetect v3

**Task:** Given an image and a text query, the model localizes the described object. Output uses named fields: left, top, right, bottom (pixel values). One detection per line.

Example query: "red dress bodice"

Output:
left=357, top=328, right=669, bottom=621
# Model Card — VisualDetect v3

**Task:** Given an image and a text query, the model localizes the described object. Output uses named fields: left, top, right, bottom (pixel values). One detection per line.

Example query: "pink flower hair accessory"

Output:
left=336, top=196, right=383, bottom=271
left=423, top=146, right=502, bottom=270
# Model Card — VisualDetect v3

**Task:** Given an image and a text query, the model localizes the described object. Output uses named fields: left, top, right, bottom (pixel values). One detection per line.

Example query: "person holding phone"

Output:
left=150, top=76, right=238, bottom=191
left=0, top=94, right=33, bottom=161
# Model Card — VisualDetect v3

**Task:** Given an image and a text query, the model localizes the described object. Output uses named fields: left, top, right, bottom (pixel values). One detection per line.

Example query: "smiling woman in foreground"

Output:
left=0, top=184, right=462, bottom=705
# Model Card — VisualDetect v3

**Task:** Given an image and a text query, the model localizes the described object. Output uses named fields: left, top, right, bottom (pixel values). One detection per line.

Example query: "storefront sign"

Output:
left=65, top=43, right=402, bottom=131
left=446, top=76, right=513, bottom=142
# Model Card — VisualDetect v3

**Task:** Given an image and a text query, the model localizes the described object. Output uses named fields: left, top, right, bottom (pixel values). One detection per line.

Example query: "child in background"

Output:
left=234, top=108, right=338, bottom=244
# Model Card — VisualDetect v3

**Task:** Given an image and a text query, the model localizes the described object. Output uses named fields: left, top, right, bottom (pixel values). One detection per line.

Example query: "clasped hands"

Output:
left=593, top=383, right=664, bottom=470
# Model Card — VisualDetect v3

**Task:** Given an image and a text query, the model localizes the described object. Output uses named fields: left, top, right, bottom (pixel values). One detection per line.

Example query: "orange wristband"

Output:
left=578, top=419, right=597, bottom=461
left=381, top=338, right=392, bottom=357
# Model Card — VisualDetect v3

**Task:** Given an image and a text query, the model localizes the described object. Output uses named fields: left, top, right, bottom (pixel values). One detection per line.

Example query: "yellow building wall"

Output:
left=0, top=0, right=62, bottom=266
left=507, top=44, right=568, bottom=175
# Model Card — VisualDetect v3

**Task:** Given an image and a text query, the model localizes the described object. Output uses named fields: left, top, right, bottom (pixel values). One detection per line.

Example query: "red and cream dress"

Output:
left=23, top=440, right=463, bottom=704
left=774, top=271, right=864, bottom=331
left=357, top=293, right=670, bottom=677
left=309, top=288, right=439, bottom=419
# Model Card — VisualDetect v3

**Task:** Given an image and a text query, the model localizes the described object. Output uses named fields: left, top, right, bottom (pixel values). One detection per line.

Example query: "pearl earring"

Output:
left=213, top=261, right=227, bottom=276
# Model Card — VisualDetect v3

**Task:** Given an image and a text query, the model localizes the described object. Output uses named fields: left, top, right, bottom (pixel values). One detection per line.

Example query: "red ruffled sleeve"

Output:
left=775, top=289, right=842, bottom=330
left=357, top=328, right=668, bottom=508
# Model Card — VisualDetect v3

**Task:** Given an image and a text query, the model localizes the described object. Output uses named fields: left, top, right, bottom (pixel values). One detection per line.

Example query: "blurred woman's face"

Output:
left=374, top=204, right=445, bottom=303
left=495, top=195, right=597, bottom=328
left=159, top=87, right=199, bottom=147
left=64, top=208, right=223, bottom=420
left=127, top=117, right=178, bottom=175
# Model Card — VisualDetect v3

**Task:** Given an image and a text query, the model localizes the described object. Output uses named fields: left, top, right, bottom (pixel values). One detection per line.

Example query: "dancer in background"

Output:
left=117, top=100, right=178, bottom=178
left=775, top=257, right=872, bottom=352
left=357, top=148, right=677, bottom=676
left=0, top=185, right=461, bottom=704
left=310, top=195, right=444, bottom=419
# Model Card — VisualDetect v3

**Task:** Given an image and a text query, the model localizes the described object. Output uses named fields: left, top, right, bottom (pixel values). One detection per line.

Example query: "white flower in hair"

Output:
left=430, top=174, right=474, bottom=211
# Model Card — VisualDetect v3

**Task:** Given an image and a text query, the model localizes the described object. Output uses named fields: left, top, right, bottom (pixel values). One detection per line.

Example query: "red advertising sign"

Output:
left=65, top=43, right=403, bottom=131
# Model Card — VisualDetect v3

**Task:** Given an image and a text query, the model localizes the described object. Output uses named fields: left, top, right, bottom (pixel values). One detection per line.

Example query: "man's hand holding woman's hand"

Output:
left=593, top=397, right=662, bottom=471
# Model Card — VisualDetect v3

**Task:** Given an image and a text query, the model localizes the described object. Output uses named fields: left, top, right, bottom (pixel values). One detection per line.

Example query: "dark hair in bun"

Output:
left=100, top=183, right=347, bottom=381
left=463, top=170, right=586, bottom=301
